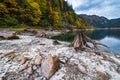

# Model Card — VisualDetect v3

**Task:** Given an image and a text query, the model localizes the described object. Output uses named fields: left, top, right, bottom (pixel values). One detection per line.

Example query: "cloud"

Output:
left=66, top=0, right=120, bottom=19
left=65, top=0, right=88, bottom=9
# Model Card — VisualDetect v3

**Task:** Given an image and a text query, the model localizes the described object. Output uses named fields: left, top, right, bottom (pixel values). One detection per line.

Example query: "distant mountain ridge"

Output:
left=109, top=18, right=120, bottom=27
left=79, top=14, right=120, bottom=28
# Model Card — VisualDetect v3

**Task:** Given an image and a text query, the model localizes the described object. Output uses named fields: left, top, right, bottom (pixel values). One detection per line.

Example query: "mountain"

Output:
left=109, top=18, right=120, bottom=28
left=79, top=14, right=120, bottom=28
left=79, top=14, right=109, bottom=28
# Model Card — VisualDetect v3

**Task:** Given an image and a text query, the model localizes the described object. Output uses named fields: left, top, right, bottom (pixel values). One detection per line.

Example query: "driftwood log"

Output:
left=72, top=30, right=109, bottom=51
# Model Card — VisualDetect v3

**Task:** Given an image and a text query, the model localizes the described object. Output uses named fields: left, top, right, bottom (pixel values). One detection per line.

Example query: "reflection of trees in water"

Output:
left=51, top=29, right=120, bottom=42
left=88, top=29, right=120, bottom=40
left=108, top=29, right=120, bottom=38
left=87, top=30, right=107, bottom=40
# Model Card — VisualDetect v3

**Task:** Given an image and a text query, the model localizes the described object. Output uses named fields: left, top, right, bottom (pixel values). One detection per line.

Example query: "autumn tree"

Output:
left=0, top=0, right=93, bottom=28
left=0, top=3, right=8, bottom=16
left=3, top=0, right=19, bottom=17
left=18, top=0, right=42, bottom=25
left=36, top=0, right=46, bottom=14
left=0, top=1, right=18, bottom=26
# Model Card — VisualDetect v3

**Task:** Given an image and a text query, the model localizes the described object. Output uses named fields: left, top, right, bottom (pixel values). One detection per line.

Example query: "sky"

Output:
left=65, top=0, right=120, bottom=19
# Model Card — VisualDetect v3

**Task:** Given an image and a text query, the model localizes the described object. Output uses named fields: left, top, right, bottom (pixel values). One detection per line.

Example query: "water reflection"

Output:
left=88, top=29, right=120, bottom=54
left=100, top=37, right=120, bottom=54
left=52, top=29, right=120, bottom=54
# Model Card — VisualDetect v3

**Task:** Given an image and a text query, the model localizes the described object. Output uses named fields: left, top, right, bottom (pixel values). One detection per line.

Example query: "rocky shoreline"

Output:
left=0, top=34, right=120, bottom=80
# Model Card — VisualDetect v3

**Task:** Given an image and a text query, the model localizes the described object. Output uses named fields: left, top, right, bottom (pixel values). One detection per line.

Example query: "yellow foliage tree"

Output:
left=3, top=0, right=18, bottom=17
left=75, top=18, right=82, bottom=28
left=0, top=3, right=8, bottom=15
left=53, top=11, right=61, bottom=26
left=36, top=0, right=46, bottom=13
left=22, top=0, right=42, bottom=25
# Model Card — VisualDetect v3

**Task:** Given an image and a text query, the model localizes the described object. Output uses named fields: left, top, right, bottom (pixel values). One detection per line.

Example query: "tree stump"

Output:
left=72, top=30, right=108, bottom=51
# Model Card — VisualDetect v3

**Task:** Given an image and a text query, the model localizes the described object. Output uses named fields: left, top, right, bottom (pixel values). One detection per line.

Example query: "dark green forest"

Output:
left=0, top=0, right=93, bottom=29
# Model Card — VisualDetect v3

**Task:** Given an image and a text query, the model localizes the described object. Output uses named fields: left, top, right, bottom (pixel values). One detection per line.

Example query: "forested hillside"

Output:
left=79, top=14, right=109, bottom=28
left=109, top=18, right=120, bottom=28
left=0, top=0, right=93, bottom=29
left=80, top=14, right=120, bottom=28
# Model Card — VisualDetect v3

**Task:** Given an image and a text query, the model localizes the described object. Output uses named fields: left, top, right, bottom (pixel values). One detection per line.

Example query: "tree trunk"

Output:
left=72, top=30, right=108, bottom=51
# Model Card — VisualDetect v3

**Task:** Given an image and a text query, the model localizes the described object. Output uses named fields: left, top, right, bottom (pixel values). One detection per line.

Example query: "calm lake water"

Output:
left=88, top=29, right=120, bottom=54
left=52, top=29, right=120, bottom=54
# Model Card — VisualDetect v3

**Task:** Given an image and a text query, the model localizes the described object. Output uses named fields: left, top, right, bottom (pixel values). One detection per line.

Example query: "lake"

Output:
left=88, top=29, right=120, bottom=54
left=52, top=29, right=120, bottom=54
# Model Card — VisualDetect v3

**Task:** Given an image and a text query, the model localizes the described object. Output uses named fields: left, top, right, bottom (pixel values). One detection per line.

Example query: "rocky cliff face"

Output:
left=0, top=35, right=120, bottom=80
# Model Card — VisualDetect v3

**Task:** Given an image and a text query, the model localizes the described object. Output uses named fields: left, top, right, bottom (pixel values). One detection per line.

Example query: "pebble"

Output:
left=19, top=61, right=29, bottom=71
left=34, top=76, right=47, bottom=80
left=59, top=56, right=68, bottom=63
left=20, top=57, right=29, bottom=64
left=34, top=56, right=42, bottom=65
left=27, top=66, right=33, bottom=75
left=117, top=66, right=120, bottom=73
left=78, top=64, right=87, bottom=74
left=33, top=65, right=37, bottom=70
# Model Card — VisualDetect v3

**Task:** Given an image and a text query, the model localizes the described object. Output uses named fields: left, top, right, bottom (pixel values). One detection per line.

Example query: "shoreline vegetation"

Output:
left=0, top=25, right=120, bottom=32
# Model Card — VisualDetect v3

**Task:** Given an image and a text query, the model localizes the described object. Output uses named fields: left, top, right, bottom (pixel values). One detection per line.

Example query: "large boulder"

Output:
left=0, top=30, right=19, bottom=40
left=41, top=55, right=60, bottom=79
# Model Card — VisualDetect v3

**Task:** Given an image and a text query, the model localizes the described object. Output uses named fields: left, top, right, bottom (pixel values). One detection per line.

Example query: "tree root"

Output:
left=71, top=30, right=109, bottom=51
